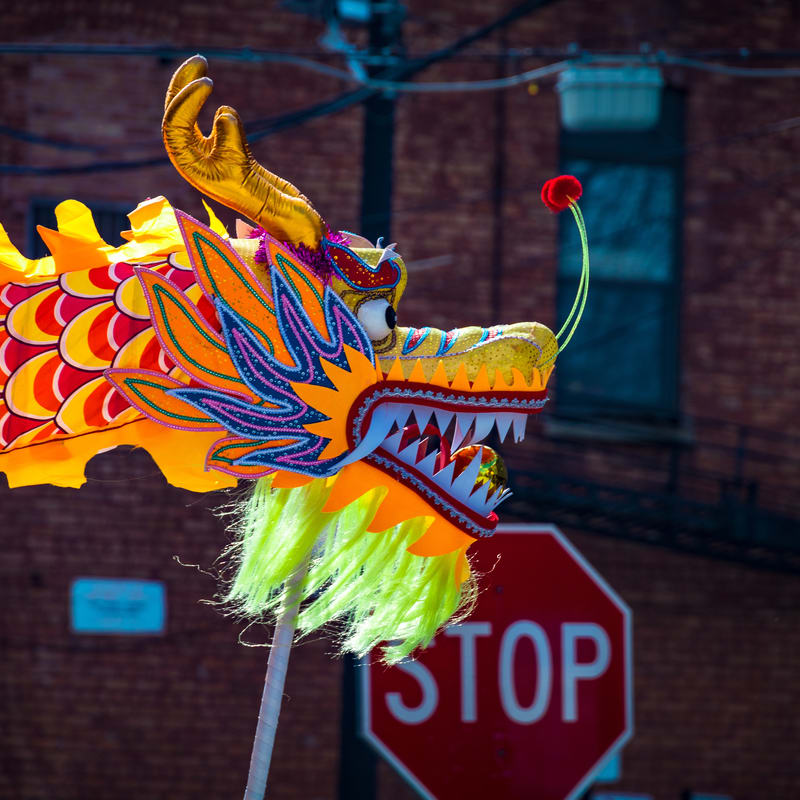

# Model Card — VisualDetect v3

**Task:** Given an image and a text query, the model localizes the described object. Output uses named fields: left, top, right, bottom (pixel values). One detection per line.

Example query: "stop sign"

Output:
left=362, top=524, right=633, bottom=800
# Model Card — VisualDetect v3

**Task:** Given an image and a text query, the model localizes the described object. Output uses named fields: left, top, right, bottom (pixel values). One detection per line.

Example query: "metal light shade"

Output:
left=556, top=65, right=664, bottom=131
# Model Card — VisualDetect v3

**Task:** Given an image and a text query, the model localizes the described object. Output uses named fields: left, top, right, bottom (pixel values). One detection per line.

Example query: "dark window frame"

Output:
left=555, top=87, right=685, bottom=423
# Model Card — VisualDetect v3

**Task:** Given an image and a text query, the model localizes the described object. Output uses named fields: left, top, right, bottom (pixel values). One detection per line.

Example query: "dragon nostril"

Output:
left=385, top=305, right=397, bottom=329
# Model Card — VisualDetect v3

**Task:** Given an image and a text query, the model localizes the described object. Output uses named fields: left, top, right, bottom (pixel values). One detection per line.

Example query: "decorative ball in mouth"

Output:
left=454, top=443, right=509, bottom=497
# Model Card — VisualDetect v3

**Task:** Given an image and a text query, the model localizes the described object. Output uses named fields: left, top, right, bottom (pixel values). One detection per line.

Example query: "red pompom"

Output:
left=541, top=175, right=582, bottom=213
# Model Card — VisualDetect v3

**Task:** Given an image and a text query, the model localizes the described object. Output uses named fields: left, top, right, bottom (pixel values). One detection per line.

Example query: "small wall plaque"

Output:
left=71, top=578, right=166, bottom=635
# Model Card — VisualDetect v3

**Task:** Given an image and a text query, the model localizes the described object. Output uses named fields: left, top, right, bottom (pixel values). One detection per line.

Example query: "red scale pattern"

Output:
left=0, top=258, right=196, bottom=448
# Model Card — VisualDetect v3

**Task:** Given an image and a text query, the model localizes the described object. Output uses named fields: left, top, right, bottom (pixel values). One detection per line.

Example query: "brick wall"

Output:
left=1, top=1, right=799, bottom=799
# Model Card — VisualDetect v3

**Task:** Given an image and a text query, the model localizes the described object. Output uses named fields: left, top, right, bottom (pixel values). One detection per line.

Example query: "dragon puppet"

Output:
left=0, top=57, right=588, bottom=662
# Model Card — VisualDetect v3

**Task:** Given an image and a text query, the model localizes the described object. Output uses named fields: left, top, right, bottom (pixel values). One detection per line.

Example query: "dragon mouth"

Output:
left=372, top=410, right=515, bottom=522
left=347, top=380, right=548, bottom=538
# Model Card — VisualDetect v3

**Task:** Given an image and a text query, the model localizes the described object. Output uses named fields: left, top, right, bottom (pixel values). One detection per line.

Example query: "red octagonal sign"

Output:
left=363, top=524, right=633, bottom=800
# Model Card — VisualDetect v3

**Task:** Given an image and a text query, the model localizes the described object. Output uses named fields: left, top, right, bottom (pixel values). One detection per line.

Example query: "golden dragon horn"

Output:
left=162, top=55, right=326, bottom=248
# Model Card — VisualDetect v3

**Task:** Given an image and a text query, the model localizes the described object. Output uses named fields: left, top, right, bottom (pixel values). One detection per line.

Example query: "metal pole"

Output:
left=338, top=4, right=400, bottom=794
left=243, top=560, right=308, bottom=800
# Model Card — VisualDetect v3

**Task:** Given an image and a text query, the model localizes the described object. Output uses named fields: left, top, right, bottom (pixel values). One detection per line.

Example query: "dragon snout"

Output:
left=379, top=321, right=557, bottom=384
left=484, top=322, right=558, bottom=372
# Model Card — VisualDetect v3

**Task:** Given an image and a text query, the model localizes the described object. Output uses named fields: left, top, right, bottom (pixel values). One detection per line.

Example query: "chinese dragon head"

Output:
left=0, top=57, right=587, bottom=661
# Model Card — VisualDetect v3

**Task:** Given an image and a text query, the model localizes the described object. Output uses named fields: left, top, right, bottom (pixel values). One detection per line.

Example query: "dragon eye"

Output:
left=357, top=298, right=396, bottom=341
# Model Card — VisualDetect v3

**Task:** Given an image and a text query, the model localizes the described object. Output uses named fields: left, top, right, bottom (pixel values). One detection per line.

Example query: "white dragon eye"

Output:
left=357, top=298, right=397, bottom=341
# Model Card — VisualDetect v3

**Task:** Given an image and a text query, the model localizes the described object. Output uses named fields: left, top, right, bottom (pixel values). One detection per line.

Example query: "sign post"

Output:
left=362, top=524, right=633, bottom=800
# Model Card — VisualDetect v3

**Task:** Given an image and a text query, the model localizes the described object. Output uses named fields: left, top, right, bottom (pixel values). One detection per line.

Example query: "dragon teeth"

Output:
left=379, top=404, right=528, bottom=450
left=495, top=413, right=514, bottom=442
left=412, top=405, right=433, bottom=431
left=432, top=459, right=456, bottom=490
left=491, top=488, right=513, bottom=509
left=512, top=413, right=527, bottom=442
left=397, top=437, right=421, bottom=463
left=433, top=408, right=454, bottom=436
left=392, top=405, right=412, bottom=427
left=452, top=412, right=474, bottom=450
left=469, top=480, right=492, bottom=512
left=471, top=414, right=494, bottom=444
left=486, top=481, right=503, bottom=503
left=382, top=428, right=404, bottom=454
left=416, top=449, right=439, bottom=477
left=449, top=449, right=484, bottom=503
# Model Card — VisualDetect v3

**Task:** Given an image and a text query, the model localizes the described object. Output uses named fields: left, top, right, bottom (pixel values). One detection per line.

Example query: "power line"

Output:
left=353, top=52, right=800, bottom=91
left=3, top=40, right=800, bottom=65
left=357, top=58, right=570, bottom=92
left=660, top=53, right=800, bottom=78
left=0, top=42, right=357, bottom=80
left=0, top=123, right=100, bottom=152
left=3, top=46, right=800, bottom=104
left=0, top=156, right=170, bottom=176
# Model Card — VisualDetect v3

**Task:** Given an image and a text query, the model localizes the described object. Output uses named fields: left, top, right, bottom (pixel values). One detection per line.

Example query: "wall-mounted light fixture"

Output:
left=336, top=0, right=372, bottom=22
left=556, top=65, right=664, bottom=131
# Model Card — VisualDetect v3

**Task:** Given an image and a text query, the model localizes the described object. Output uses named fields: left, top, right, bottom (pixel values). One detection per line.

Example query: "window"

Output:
left=556, top=89, right=684, bottom=421
left=27, top=199, right=131, bottom=259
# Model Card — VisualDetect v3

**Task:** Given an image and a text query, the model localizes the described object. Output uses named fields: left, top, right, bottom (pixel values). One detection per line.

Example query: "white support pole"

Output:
left=243, top=561, right=307, bottom=800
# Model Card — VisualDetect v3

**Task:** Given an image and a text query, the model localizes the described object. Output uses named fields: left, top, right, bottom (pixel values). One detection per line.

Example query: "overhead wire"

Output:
left=0, top=123, right=99, bottom=152
left=353, top=58, right=570, bottom=92
left=2, top=41, right=800, bottom=73
left=2, top=36, right=800, bottom=172
left=0, top=42, right=358, bottom=80
left=1, top=156, right=170, bottom=176
left=661, top=54, right=800, bottom=78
